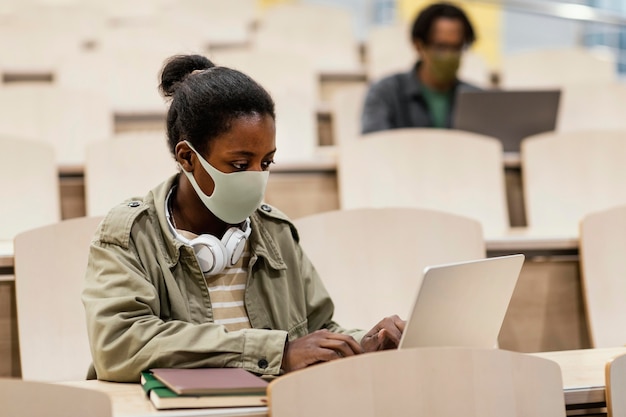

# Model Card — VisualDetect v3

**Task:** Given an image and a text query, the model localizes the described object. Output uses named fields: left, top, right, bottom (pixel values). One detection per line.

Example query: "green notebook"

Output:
left=140, top=371, right=267, bottom=410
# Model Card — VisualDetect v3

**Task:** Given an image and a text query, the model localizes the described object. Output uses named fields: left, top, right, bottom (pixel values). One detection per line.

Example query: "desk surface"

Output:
left=0, top=240, right=13, bottom=271
left=61, top=380, right=268, bottom=417
left=485, top=227, right=578, bottom=253
left=0, top=228, right=580, bottom=276
left=532, top=346, right=626, bottom=408
left=61, top=347, right=626, bottom=416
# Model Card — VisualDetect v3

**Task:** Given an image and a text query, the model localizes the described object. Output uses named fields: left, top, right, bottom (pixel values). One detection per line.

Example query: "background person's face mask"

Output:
left=427, top=51, right=461, bottom=84
left=180, top=141, right=269, bottom=224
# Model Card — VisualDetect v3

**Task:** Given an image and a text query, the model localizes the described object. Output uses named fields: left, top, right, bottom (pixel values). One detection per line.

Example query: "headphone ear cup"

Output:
left=189, top=235, right=228, bottom=276
left=222, top=227, right=249, bottom=267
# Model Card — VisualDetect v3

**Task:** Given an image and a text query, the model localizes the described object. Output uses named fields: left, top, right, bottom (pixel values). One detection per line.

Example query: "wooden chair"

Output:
left=0, top=136, right=60, bottom=240
left=84, top=132, right=177, bottom=216
left=338, top=129, right=509, bottom=238
left=522, top=130, right=626, bottom=235
left=579, top=205, right=626, bottom=348
left=0, top=85, right=113, bottom=166
left=254, top=3, right=361, bottom=73
left=268, top=347, right=566, bottom=417
left=330, top=84, right=367, bottom=147
left=14, top=216, right=104, bottom=381
left=557, top=81, right=626, bottom=133
left=0, top=5, right=96, bottom=77
left=606, top=353, right=626, bottom=417
left=164, top=0, right=257, bottom=46
left=500, top=47, right=616, bottom=89
left=293, top=207, right=485, bottom=329
left=210, top=48, right=319, bottom=159
left=0, top=378, right=112, bottom=417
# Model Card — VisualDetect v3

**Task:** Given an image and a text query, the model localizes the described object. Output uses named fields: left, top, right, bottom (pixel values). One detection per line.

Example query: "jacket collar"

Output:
left=249, top=212, right=287, bottom=271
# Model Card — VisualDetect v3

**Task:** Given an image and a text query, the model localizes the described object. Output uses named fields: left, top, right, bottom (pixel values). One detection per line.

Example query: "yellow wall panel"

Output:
left=258, top=0, right=294, bottom=8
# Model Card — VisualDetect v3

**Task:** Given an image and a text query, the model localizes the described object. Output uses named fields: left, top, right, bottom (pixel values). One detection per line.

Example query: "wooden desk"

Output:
left=532, top=347, right=626, bottom=415
left=0, top=240, right=18, bottom=377
left=486, top=227, right=579, bottom=257
left=61, top=347, right=626, bottom=416
left=0, top=241, right=13, bottom=272
left=61, top=380, right=267, bottom=417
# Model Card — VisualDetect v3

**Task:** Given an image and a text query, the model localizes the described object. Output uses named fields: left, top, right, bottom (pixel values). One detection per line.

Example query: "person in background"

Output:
left=82, top=54, right=405, bottom=383
left=362, top=2, right=480, bottom=134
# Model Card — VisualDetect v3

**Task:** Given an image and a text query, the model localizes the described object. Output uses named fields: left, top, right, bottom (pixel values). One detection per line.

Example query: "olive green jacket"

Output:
left=82, top=175, right=365, bottom=382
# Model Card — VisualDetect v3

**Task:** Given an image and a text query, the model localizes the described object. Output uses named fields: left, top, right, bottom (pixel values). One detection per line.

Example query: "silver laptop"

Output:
left=452, top=90, right=561, bottom=153
left=398, top=254, right=524, bottom=349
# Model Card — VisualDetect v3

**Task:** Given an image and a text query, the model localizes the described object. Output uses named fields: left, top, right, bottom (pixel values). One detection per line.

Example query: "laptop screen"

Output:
left=452, top=90, right=561, bottom=153
left=398, top=254, right=524, bottom=349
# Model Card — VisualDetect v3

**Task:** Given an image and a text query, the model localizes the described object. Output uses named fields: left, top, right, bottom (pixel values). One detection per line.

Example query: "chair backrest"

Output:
left=84, top=132, right=177, bottom=216
left=500, top=47, right=616, bottom=89
left=330, top=84, right=367, bottom=147
left=0, top=6, right=92, bottom=75
left=557, top=81, right=626, bottom=133
left=0, top=136, right=60, bottom=240
left=268, top=347, right=566, bottom=417
left=209, top=48, right=319, bottom=159
left=579, top=205, right=626, bottom=348
left=254, top=3, right=361, bottom=73
left=292, top=207, right=485, bottom=329
left=338, top=129, right=509, bottom=238
left=606, top=353, right=626, bottom=417
left=14, top=216, right=104, bottom=381
left=522, top=130, right=626, bottom=234
left=163, top=0, right=257, bottom=45
left=0, top=85, right=113, bottom=166
left=56, top=48, right=176, bottom=116
left=0, top=378, right=112, bottom=417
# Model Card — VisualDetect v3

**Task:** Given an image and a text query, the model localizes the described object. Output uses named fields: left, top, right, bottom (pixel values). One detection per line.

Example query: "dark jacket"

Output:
left=361, top=62, right=481, bottom=134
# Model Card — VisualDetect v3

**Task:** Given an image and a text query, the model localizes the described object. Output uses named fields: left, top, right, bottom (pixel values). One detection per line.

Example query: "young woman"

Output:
left=83, top=54, right=404, bottom=382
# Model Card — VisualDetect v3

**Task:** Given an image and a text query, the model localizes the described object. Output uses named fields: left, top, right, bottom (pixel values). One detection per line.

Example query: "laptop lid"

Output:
left=398, top=254, right=524, bottom=349
left=452, top=90, right=561, bottom=153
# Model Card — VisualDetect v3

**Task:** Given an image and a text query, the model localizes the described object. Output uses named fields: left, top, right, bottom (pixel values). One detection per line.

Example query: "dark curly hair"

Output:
left=410, top=2, right=476, bottom=46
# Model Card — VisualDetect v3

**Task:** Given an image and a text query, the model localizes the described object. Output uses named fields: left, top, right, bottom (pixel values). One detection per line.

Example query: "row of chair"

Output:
left=337, top=128, right=626, bottom=238
left=11, top=202, right=626, bottom=382
left=5, top=126, right=626, bottom=242
left=1, top=1, right=620, bottom=87
left=5, top=345, right=626, bottom=417
left=0, top=133, right=176, bottom=240
left=7, top=205, right=626, bottom=417
left=0, top=347, right=571, bottom=417
left=295, top=205, right=626, bottom=351
left=3, top=76, right=626, bottom=171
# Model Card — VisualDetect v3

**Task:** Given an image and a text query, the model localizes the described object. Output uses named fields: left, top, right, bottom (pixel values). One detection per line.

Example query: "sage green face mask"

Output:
left=181, top=141, right=269, bottom=225
left=428, top=51, right=461, bottom=84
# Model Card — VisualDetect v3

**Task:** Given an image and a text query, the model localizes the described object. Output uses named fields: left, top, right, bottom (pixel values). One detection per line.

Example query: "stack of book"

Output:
left=141, top=367, right=269, bottom=411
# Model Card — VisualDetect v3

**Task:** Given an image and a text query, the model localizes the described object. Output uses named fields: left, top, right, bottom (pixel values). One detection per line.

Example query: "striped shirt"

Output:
left=178, top=230, right=252, bottom=331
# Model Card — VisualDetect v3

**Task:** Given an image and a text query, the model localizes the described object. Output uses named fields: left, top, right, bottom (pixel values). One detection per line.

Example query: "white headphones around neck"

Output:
left=165, top=188, right=251, bottom=276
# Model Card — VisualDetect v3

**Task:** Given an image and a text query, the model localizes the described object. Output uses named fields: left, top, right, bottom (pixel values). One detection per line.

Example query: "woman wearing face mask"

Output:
left=362, top=2, right=481, bottom=134
left=82, top=54, right=405, bottom=383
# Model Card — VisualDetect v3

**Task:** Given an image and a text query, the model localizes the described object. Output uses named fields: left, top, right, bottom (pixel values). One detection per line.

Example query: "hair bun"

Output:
left=159, top=54, right=215, bottom=97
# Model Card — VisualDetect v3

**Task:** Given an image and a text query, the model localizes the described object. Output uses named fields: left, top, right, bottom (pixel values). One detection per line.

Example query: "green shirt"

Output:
left=421, top=85, right=453, bottom=128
